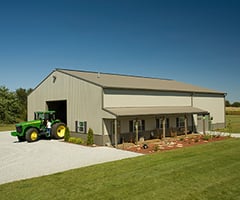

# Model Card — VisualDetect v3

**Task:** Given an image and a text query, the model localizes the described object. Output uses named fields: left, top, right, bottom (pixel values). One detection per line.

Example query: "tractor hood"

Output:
left=15, top=120, right=42, bottom=127
left=11, top=120, right=42, bottom=137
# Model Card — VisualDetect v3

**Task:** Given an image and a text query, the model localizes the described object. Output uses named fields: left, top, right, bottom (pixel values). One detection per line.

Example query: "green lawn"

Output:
left=225, top=115, right=240, bottom=133
left=0, top=124, right=15, bottom=132
left=1, top=139, right=240, bottom=200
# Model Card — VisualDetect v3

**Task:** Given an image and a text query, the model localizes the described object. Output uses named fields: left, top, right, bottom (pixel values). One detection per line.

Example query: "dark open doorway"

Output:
left=46, top=100, right=67, bottom=124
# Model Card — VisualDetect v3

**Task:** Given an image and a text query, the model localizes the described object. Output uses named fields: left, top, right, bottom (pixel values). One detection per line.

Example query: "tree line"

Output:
left=0, top=86, right=32, bottom=124
left=225, top=100, right=240, bottom=107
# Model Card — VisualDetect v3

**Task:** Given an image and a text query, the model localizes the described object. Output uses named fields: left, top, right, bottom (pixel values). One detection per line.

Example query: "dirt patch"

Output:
left=118, top=134, right=229, bottom=154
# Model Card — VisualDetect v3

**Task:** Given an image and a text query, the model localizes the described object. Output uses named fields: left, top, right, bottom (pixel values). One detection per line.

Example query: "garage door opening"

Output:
left=46, top=100, right=67, bottom=124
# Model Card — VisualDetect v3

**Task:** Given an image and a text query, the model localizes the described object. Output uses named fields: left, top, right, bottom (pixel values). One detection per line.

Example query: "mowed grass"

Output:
left=1, top=139, right=240, bottom=200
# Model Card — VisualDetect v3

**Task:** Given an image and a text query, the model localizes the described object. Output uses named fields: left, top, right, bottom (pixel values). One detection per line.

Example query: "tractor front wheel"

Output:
left=51, top=123, right=66, bottom=139
left=25, top=128, right=39, bottom=142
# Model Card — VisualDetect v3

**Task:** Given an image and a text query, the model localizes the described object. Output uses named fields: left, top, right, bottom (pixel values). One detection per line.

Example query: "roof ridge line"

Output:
left=56, top=68, right=173, bottom=81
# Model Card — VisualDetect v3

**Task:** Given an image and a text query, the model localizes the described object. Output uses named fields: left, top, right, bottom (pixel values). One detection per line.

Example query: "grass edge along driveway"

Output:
left=1, top=138, right=240, bottom=200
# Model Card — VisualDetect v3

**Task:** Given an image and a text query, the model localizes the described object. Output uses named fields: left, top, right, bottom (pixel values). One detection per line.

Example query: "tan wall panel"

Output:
left=120, top=118, right=130, bottom=133
left=193, top=96, right=225, bottom=123
left=104, top=93, right=191, bottom=107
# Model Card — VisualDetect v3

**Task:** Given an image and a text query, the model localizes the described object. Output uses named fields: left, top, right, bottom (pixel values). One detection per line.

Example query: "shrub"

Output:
left=202, top=134, right=211, bottom=141
left=75, top=138, right=84, bottom=144
left=154, top=145, right=159, bottom=152
left=64, top=127, right=70, bottom=142
left=226, top=119, right=233, bottom=133
left=68, top=137, right=77, bottom=143
left=87, top=128, right=94, bottom=145
left=179, top=137, right=184, bottom=141
left=68, top=137, right=84, bottom=145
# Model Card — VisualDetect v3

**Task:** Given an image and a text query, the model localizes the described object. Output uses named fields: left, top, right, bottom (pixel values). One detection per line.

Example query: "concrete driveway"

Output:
left=0, top=132, right=142, bottom=185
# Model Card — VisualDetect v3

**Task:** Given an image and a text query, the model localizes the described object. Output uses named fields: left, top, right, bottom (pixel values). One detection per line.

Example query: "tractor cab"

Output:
left=34, top=111, right=56, bottom=128
left=34, top=111, right=56, bottom=121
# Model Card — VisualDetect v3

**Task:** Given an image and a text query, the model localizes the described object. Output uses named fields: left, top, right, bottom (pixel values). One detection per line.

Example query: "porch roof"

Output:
left=105, top=106, right=208, bottom=117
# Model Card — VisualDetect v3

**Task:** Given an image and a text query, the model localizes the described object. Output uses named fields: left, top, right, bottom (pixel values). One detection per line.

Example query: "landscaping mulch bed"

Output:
left=119, top=134, right=229, bottom=154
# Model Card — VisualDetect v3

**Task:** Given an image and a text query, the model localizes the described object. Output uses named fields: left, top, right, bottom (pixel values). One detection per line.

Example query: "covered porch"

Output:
left=103, top=106, right=209, bottom=147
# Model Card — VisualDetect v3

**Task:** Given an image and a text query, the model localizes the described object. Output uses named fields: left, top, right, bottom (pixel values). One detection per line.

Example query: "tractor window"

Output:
left=51, top=114, right=56, bottom=120
left=47, top=113, right=56, bottom=121
left=34, top=113, right=45, bottom=120
left=44, top=113, right=50, bottom=120
left=39, top=113, right=45, bottom=120
left=34, top=112, right=56, bottom=121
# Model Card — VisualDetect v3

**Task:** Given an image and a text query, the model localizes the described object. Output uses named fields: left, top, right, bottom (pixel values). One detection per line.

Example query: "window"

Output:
left=129, top=120, right=145, bottom=132
left=156, top=118, right=169, bottom=129
left=176, top=117, right=185, bottom=128
left=35, top=113, right=44, bottom=120
left=79, top=121, right=86, bottom=133
left=75, top=121, right=87, bottom=133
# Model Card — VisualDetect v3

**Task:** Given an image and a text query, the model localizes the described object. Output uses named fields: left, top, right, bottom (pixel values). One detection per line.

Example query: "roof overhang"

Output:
left=104, top=106, right=209, bottom=117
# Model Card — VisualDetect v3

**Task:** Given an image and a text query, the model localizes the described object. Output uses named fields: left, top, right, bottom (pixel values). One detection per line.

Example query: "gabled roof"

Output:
left=57, top=68, right=224, bottom=94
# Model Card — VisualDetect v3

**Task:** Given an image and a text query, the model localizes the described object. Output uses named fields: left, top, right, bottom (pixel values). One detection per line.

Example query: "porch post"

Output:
left=162, top=117, right=166, bottom=139
left=114, top=119, right=118, bottom=148
left=184, top=115, right=187, bottom=137
left=203, top=115, right=206, bottom=135
left=135, top=120, right=139, bottom=145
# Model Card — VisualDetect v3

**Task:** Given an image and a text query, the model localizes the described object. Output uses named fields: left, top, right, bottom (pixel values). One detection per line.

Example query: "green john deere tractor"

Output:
left=11, top=111, right=66, bottom=142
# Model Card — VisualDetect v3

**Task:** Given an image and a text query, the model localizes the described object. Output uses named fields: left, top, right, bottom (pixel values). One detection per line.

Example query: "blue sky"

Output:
left=0, top=0, right=239, bottom=103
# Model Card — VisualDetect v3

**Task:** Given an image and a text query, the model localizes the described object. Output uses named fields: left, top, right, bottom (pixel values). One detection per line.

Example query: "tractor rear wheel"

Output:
left=25, top=128, right=39, bottom=142
left=51, top=123, right=66, bottom=139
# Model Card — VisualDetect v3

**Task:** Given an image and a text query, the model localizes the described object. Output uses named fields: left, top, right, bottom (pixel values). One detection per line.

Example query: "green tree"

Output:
left=232, top=102, right=240, bottom=107
left=64, top=127, right=70, bottom=142
left=16, top=88, right=33, bottom=121
left=225, top=100, right=231, bottom=107
left=0, top=86, right=21, bottom=123
left=87, top=128, right=94, bottom=145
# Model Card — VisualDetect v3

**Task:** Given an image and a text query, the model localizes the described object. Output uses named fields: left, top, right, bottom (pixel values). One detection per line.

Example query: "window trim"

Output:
left=176, top=117, right=185, bottom=128
left=129, top=120, right=145, bottom=132
left=156, top=118, right=169, bottom=129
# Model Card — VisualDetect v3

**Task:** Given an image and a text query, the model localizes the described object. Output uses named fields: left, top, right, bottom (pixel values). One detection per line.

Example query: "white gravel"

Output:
left=203, top=131, right=240, bottom=138
left=0, top=131, right=142, bottom=185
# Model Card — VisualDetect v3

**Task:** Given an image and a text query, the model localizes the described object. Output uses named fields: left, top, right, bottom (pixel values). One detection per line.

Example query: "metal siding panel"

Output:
left=103, top=89, right=192, bottom=107
left=63, top=73, right=103, bottom=134
left=193, top=95, right=225, bottom=124
left=64, top=72, right=114, bottom=134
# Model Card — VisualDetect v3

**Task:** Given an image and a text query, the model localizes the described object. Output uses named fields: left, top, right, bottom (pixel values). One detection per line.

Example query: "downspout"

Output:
left=191, top=92, right=194, bottom=107
left=102, top=119, right=104, bottom=146
left=224, top=94, right=226, bottom=128
left=101, top=88, right=104, bottom=146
